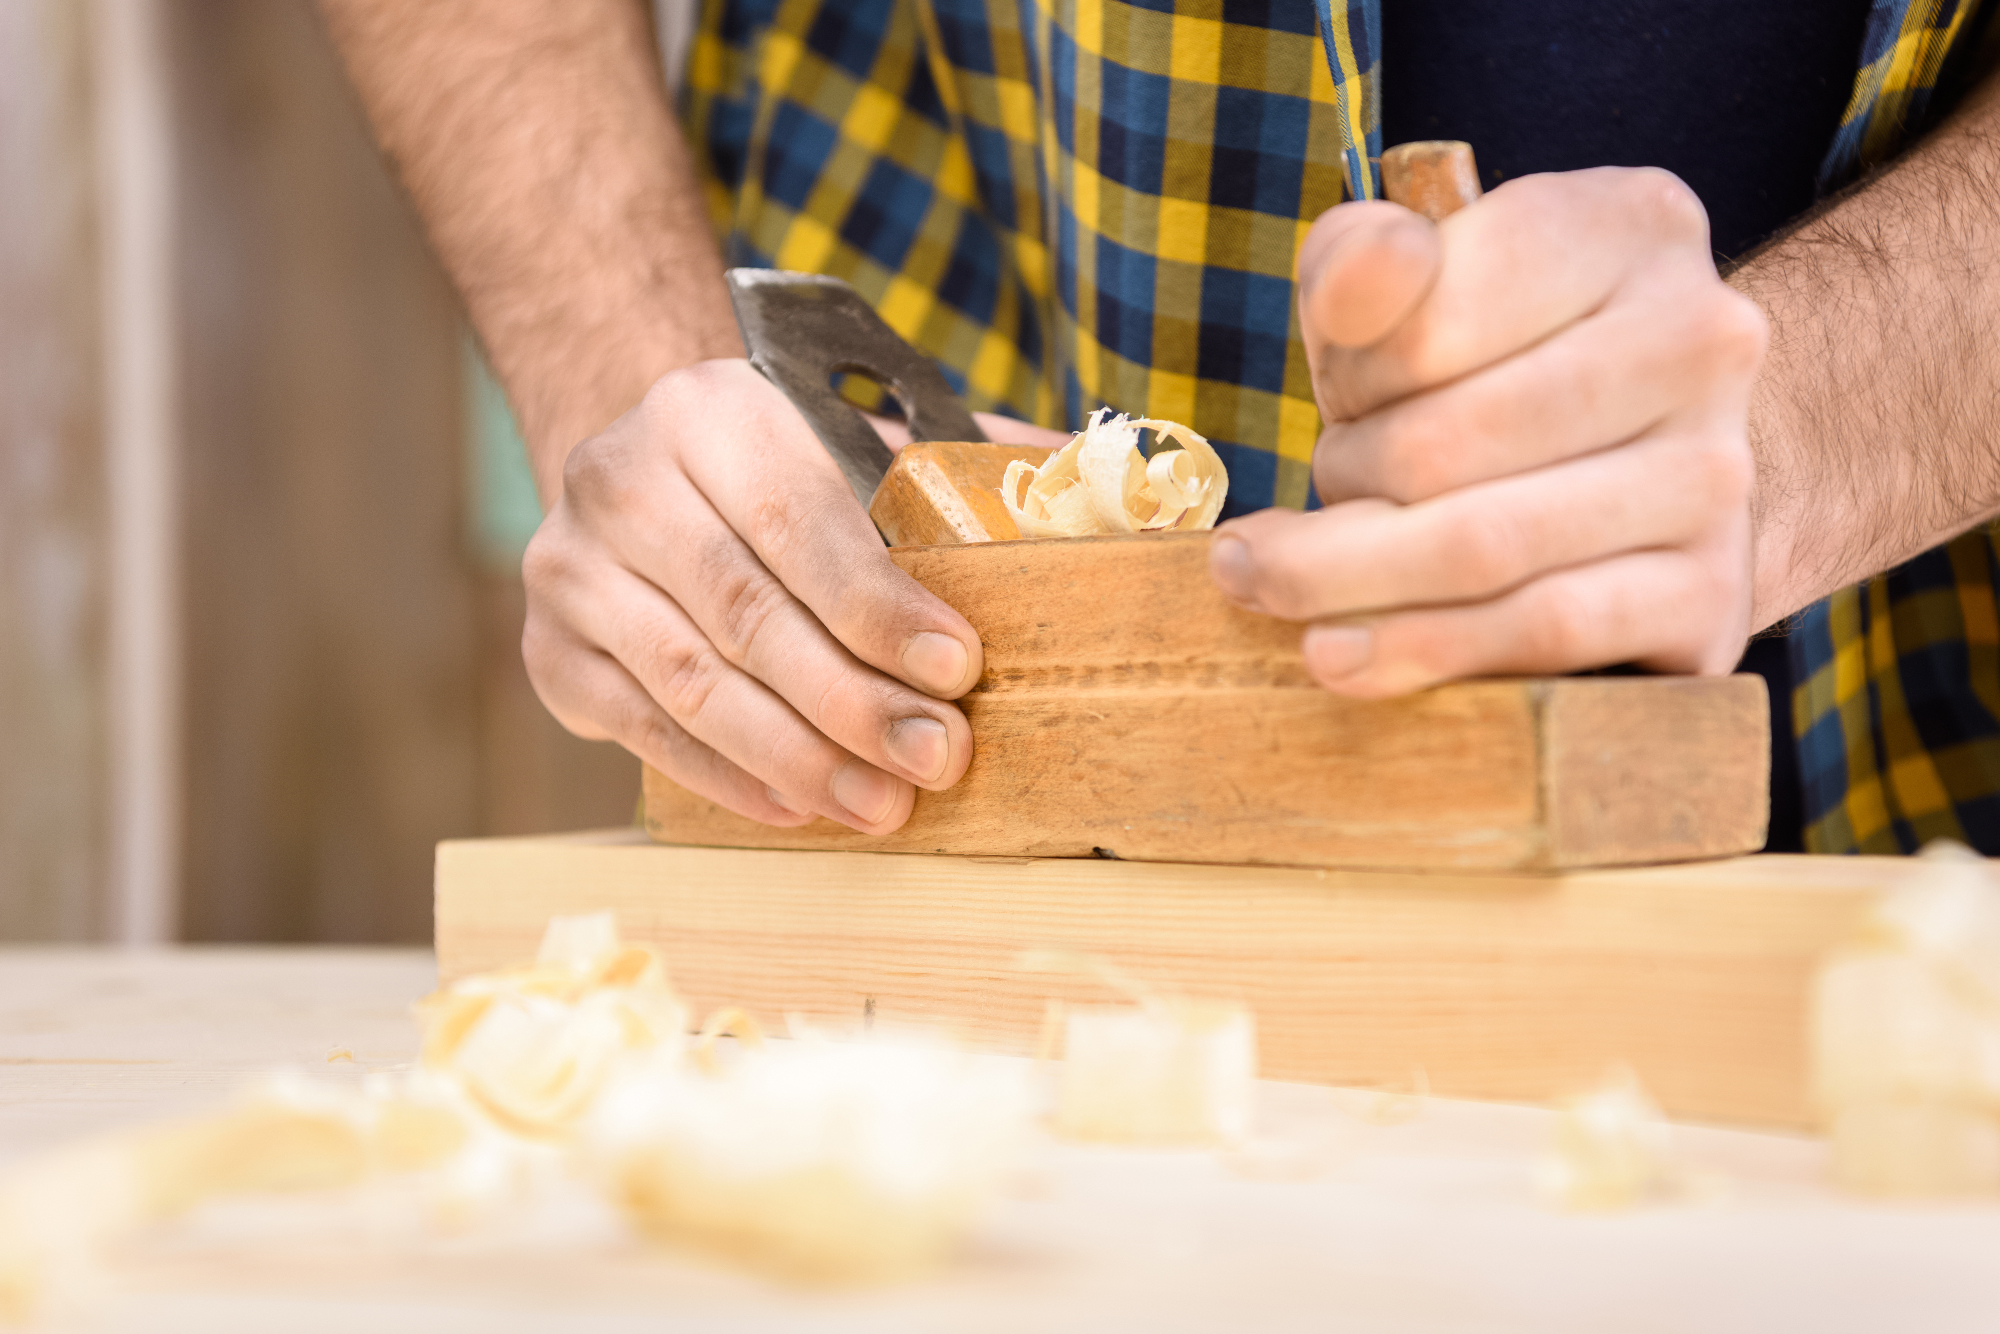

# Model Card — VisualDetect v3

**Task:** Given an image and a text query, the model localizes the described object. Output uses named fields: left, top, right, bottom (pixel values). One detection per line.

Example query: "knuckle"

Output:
left=520, top=526, right=561, bottom=588
left=645, top=627, right=728, bottom=723
left=519, top=615, right=563, bottom=692
left=1310, top=425, right=1355, bottom=501
left=645, top=358, right=739, bottom=416
left=753, top=484, right=848, bottom=577
left=559, top=436, right=633, bottom=514
left=630, top=707, right=693, bottom=770
left=1691, top=552, right=1746, bottom=624
left=1687, top=435, right=1754, bottom=510
left=1703, top=290, right=1770, bottom=378
left=1373, top=410, right=1456, bottom=502
left=1624, top=167, right=1708, bottom=242
left=1523, top=579, right=1596, bottom=665
left=708, top=565, right=790, bottom=667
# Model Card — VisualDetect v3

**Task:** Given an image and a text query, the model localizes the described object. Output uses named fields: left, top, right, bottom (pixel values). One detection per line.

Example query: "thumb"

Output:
left=1296, top=200, right=1442, bottom=353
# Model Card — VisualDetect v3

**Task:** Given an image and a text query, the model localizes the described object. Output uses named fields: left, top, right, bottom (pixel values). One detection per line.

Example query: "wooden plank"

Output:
left=645, top=531, right=1770, bottom=870
left=433, top=831, right=1927, bottom=1127
left=172, top=0, right=479, bottom=943
left=868, top=440, right=1052, bottom=545
left=13, top=947, right=1999, bottom=1333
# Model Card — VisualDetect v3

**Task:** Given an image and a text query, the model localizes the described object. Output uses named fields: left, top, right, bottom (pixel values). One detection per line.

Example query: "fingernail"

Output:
left=884, top=716, right=950, bottom=784
left=1210, top=535, right=1256, bottom=605
left=902, top=631, right=971, bottom=695
left=832, top=761, right=899, bottom=826
left=1304, top=624, right=1374, bottom=679
left=766, top=786, right=808, bottom=816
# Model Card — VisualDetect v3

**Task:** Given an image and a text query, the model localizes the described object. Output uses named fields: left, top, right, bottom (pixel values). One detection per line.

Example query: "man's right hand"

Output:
left=521, top=359, right=985, bottom=834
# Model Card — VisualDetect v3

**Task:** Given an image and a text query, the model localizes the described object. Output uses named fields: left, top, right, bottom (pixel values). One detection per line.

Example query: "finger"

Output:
left=1211, top=427, right=1752, bottom=620
left=647, top=361, right=986, bottom=699
left=521, top=620, right=809, bottom=828
left=972, top=411, right=1072, bottom=449
left=865, top=410, right=1069, bottom=452
left=559, top=561, right=919, bottom=834
left=1314, top=283, right=1767, bottom=504
left=620, top=467, right=973, bottom=791
left=863, top=411, right=911, bottom=452
left=1313, top=167, right=1714, bottom=422
left=1295, top=544, right=1751, bottom=698
left=1296, top=201, right=1442, bottom=353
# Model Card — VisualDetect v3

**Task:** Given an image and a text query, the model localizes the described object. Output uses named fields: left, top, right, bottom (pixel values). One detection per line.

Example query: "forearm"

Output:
left=319, top=0, right=740, bottom=501
left=1734, top=71, right=2000, bottom=629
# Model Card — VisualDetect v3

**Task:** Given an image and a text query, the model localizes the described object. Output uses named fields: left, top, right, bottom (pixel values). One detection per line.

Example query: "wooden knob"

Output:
left=1381, top=141, right=1482, bottom=222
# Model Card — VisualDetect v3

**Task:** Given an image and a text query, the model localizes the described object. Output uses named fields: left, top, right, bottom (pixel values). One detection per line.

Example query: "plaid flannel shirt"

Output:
left=685, top=0, right=1998, bottom=854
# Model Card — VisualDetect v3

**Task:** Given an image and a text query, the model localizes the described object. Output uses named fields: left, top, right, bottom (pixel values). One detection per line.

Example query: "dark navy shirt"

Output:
left=1380, top=2, right=1874, bottom=261
left=1378, top=3, right=1876, bottom=848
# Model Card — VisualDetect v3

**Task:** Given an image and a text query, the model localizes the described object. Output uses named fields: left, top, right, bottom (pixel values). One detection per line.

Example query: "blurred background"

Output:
left=1, top=0, right=695, bottom=945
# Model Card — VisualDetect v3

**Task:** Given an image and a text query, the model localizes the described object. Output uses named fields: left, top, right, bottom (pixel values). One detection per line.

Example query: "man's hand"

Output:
left=1210, top=168, right=1768, bottom=696
left=524, top=359, right=993, bottom=833
left=323, top=0, right=1035, bottom=833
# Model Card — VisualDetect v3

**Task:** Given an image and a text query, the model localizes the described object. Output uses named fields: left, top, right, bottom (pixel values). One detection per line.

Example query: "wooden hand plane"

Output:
left=643, top=144, right=1771, bottom=872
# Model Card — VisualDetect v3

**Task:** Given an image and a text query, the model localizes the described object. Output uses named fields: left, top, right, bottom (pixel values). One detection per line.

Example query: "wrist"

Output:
left=493, top=282, right=743, bottom=503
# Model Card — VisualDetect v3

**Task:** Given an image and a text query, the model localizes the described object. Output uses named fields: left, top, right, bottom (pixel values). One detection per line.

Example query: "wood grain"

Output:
left=868, top=440, right=1053, bottom=545
left=434, top=831, right=1932, bottom=1127
left=645, top=532, right=1769, bottom=870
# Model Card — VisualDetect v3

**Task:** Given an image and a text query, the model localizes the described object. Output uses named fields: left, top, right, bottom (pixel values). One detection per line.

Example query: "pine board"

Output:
left=430, top=831, right=1944, bottom=1128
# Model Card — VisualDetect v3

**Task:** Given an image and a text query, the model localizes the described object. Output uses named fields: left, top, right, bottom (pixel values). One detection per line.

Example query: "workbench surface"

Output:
left=3, top=948, right=1994, bottom=1333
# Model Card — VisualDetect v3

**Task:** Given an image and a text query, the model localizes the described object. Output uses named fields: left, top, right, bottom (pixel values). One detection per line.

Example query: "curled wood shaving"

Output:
left=1020, top=950, right=1257, bottom=1147
left=414, top=911, right=689, bottom=1137
left=1814, top=840, right=2000, bottom=1196
left=1537, top=1066, right=1684, bottom=1211
left=1000, top=409, right=1228, bottom=538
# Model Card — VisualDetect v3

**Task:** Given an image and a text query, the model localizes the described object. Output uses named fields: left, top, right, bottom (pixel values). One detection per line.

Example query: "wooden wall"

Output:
left=0, top=0, right=637, bottom=944
left=0, top=1, right=110, bottom=941
left=171, top=0, right=636, bottom=943
left=170, top=0, right=481, bottom=943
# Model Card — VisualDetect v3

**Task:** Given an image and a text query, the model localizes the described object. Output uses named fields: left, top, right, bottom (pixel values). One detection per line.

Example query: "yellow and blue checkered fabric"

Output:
left=686, top=0, right=1383, bottom=508
left=684, top=0, right=1997, bottom=852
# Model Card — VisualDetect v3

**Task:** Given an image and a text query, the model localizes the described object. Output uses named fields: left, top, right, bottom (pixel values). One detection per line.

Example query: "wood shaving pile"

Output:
left=1814, top=840, right=2000, bottom=1196
left=0, top=914, right=1032, bottom=1321
left=1000, top=409, right=1228, bottom=538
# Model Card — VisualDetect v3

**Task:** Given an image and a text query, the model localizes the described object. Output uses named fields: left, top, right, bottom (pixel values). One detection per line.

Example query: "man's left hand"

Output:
left=1210, top=167, right=1768, bottom=696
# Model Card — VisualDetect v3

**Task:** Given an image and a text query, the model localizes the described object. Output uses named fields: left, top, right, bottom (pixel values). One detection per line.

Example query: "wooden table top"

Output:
left=3, top=947, right=1995, bottom=1333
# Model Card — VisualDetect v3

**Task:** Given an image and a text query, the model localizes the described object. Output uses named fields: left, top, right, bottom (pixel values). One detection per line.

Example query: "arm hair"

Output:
left=1733, top=71, right=2000, bottom=626
left=318, top=0, right=742, bottom=501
